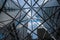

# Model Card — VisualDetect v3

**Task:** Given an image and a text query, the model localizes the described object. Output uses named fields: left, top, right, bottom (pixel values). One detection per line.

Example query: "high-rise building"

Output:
left=0, top=0, right=28, bottom=40
left=42, top=0, right=60, bottom=40
left=0, top=0, right=60, bottom=40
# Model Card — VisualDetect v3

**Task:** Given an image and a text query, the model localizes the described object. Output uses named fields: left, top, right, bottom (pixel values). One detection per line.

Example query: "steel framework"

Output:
left=0, top=0, right=60, bottom=40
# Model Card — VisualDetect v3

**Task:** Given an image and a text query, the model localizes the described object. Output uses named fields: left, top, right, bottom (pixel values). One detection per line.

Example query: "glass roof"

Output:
left=0, top=0, right=60, bottom=40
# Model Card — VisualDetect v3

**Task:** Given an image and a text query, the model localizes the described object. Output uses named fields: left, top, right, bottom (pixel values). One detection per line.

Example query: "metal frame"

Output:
left=0, top=0, right=60, bottom=40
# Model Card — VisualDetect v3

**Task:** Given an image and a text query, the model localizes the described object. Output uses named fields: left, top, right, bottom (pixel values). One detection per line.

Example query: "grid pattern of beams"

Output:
left=0, top=0, right=60, bottom=40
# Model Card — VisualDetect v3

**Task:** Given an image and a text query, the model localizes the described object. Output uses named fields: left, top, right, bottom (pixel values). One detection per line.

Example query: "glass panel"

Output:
left=0, top=0, right=5, bottom=9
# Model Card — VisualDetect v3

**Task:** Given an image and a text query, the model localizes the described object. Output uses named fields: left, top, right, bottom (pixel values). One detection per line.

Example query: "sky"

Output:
left=0, top=0, right=59, bottom=40
left=14, top=0, right=48, bottom=39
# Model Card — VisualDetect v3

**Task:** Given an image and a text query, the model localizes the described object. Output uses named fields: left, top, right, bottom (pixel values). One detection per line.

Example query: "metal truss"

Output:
left=0, top=0, right=60, bottom=40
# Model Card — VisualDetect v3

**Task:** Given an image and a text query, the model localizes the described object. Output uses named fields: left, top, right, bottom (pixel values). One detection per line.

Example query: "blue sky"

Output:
left=14, top=0, right=48, bottom=39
